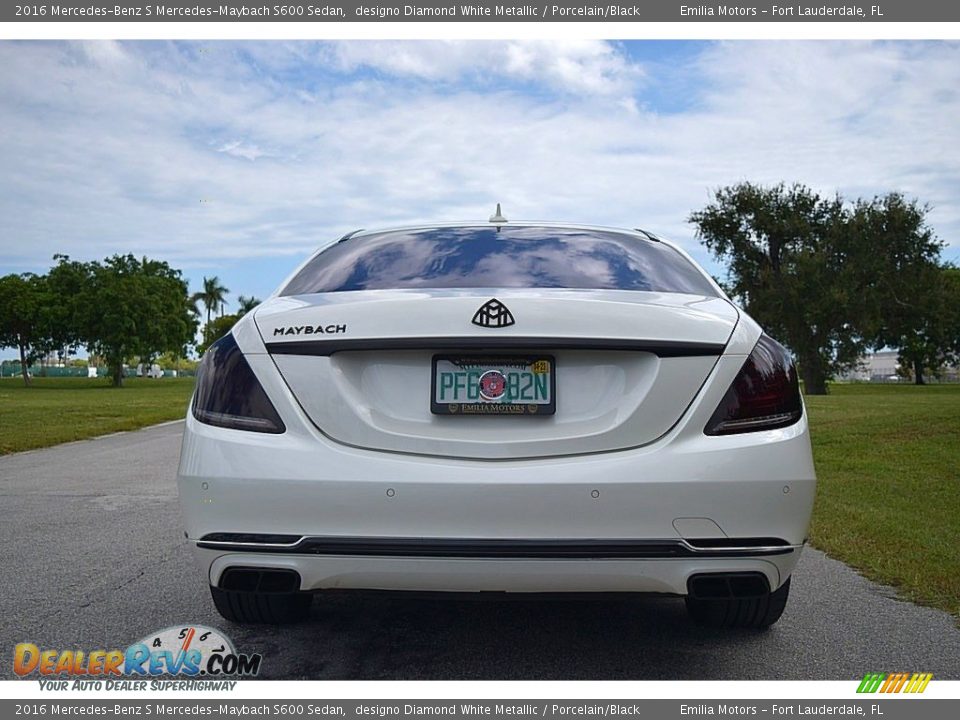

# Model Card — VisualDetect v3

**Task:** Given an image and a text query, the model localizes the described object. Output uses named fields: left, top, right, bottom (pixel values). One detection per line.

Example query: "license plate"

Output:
left=431, top=355, right=556, bottom=416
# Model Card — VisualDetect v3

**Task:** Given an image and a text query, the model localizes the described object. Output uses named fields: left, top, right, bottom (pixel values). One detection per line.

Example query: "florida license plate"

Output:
left=431, top=355, right=556, bottom=416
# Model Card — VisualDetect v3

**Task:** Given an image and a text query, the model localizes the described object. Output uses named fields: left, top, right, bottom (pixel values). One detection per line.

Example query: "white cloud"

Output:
left=76, top=39, right=131, bottom=67
left=0, top=39, right=957, bottom=292
left=217, top=140, right=269, bottom=161
left=329, top=40, right=644, bottom=96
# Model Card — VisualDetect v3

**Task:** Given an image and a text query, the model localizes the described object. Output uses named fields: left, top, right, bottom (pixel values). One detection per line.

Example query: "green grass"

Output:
left=805, top=384, right=960, bottom=618
left=0, top=376, right=195, bottom=455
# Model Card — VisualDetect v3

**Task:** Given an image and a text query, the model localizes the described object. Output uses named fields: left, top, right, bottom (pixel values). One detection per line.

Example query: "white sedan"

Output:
left=177, top=218, right=815, bottom=629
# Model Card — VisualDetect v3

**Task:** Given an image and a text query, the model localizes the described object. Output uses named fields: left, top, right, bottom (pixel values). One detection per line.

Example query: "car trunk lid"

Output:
left=255, top=289, right=737, bottom=459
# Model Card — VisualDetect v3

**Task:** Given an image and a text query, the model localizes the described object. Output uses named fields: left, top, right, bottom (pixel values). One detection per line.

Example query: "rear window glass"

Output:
left=281, top=226, right=718, bottom=297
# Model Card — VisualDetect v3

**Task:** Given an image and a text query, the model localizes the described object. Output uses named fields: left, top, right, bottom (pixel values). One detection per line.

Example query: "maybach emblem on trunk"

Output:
left=273, top=324, right=347, bottom=336
left=472, top=299, right=515, bottom=328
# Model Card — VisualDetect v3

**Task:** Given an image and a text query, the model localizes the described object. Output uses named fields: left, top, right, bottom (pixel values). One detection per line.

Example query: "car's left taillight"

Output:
left=192, top=332, right=285, bottom=433
left=704, top=334, right=802, bottom=436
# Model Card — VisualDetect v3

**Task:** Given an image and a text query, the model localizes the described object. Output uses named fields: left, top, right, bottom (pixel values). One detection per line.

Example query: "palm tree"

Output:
left=236, top=295, right=261, bottom=317
left=192, top=276, right=229, bottom=325
left=186, top=294, right=202, bottom=320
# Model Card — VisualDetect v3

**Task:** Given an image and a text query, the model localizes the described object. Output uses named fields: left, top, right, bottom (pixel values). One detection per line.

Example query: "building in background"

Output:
left=837, top=350, right=958, bottom=383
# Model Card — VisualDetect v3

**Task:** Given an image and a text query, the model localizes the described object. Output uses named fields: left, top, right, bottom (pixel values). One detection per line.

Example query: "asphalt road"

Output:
left=2, top=422, right=958, bottom=681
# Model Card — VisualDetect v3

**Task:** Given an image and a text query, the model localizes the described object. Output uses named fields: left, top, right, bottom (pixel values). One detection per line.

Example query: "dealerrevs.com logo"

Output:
left=14, top=625, right=261, bottom=687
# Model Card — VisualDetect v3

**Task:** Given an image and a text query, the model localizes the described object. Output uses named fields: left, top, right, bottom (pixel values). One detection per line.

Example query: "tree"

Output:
left=192, top=276, right=230, bottom=326
left=0, top=273, right=46, bottom=386
left=77, top=255, right=197, bottom=387
left=155, top=351, right=199, bottom=373
left=197, top=313, right=239, bottom=355
left=236, top=295, right=261, bottom=316
left=885, top=265, right=960, bottom=383
left=689, top=183, right=866, bottom=394
left=849, top=195, right=949, bottom=384
left=37, top=254, right=90, bottom=364
left=690, top=184, right=949, bottom=394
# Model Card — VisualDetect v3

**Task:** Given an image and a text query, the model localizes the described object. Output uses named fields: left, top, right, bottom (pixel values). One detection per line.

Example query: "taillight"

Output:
left=705, top=335, right=802, bottom=436
left=192, top=332, right=285, bottom=433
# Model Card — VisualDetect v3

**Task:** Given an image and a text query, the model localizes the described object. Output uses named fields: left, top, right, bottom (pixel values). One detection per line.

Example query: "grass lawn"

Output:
left=0, top=376, right=195, bottom=455
left=805, top=384, right=960, bottom=618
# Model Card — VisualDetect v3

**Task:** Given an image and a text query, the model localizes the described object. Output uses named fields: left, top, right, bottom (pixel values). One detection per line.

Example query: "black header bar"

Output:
left=5, top=1, right=959, bottom=23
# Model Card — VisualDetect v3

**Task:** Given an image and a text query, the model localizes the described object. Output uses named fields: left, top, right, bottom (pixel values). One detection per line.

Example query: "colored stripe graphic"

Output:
left=857, top=673, right=885, bottom=693
left=891, top=673, right=909, bottom=693
left=857, top=672, right=932, bottom=693
left=907, top=673, right=933, bottom=693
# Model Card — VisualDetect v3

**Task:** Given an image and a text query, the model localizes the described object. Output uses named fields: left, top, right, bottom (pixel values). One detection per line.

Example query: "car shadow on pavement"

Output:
left=229, top=592, right=776, bottom=680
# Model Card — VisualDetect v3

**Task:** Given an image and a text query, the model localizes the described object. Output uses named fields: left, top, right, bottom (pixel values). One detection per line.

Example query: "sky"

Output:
left=1, top=39, right=959, bottom=324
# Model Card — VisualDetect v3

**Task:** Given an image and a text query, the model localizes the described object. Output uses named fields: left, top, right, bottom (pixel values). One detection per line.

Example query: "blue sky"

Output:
left=1, top=40, right=958, bottom=336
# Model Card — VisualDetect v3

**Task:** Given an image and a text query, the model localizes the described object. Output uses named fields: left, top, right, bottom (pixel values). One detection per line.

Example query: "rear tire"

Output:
left=210, top=586, right=312, bottom=624
left=685, top=577, right=791, bottom=629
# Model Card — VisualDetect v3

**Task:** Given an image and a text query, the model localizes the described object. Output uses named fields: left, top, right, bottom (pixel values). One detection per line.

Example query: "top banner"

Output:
left=6, top=1, right=960, bottom=23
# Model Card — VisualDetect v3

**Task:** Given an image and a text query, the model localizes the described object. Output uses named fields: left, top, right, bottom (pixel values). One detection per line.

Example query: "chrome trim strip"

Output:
left=196, top=535, right=802, bottom=558
left=679, top=539, right=805, bottom=555
left=200, top=538, right=305, bottom=549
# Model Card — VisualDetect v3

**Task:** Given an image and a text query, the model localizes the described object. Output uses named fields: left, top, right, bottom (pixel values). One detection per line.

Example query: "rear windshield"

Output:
left=281, top=226, right=718, bottom=297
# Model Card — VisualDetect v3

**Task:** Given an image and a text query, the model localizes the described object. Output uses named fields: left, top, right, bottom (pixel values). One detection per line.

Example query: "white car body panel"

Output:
left=201, top=553, right=794, bottom=596
left=257, top=289, right=739, bottom=459
left=257, top=289, right=737, bottom=349
left=177, top=223, right=815, bottom=598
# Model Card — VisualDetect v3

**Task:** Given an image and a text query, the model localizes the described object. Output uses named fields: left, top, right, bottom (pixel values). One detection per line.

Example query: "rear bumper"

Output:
left=177, top=400, right=816, bottom=595
left=197, top=548, right=801, bottom=596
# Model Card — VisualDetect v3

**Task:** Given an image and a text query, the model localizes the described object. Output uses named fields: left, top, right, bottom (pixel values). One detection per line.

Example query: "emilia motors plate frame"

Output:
left=430, top=354, right=557, bottom=416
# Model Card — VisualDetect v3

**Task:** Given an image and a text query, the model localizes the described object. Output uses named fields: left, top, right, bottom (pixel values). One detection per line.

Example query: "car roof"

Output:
left=343, top=221, right=666, bottom=244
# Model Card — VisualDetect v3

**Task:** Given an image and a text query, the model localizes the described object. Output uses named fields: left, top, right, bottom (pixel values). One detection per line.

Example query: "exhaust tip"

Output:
left=687, top=572, right=770, bottom=599
left=219, top=567, right=301, bottom=594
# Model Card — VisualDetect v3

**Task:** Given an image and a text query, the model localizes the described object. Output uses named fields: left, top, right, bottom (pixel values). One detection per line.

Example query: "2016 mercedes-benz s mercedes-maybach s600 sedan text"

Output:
left=177, top=214, right=815, bottom=629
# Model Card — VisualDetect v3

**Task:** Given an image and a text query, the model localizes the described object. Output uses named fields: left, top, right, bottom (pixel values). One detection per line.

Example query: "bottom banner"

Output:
left=2, top=700, right=957, bottom=719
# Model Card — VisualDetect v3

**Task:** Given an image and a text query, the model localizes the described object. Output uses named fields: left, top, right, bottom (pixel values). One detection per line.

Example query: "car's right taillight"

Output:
left=705, top=334, right=802, bottom=436
left=192, top=332, right=285, bottom=434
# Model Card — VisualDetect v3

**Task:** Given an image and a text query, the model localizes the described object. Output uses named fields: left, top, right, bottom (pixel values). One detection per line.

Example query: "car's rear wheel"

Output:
left=210, top=586, right=313, bottom=624
left=685, top=577, right=791, bottom=629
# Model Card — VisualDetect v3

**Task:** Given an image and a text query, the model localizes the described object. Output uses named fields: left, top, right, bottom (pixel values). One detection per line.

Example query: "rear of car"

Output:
left=177, top=223, right=815, bottom=628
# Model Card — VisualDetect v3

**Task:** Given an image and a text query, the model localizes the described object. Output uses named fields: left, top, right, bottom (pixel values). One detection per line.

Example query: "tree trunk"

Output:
left=18, top=340, right=31, bottom=387
left=800, top=358, right=828, bottom=395
left=111, top=362, right=124, bottom=388
left=913, top=357, right=926, bottom=385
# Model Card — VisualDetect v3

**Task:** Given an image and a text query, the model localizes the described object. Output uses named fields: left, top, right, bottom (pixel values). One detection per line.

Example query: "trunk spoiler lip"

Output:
left=265, top=337, right=725, bottom=357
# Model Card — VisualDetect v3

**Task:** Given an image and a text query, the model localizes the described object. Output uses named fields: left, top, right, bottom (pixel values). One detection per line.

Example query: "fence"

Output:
left=0, top=364, right=196, bottom=378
